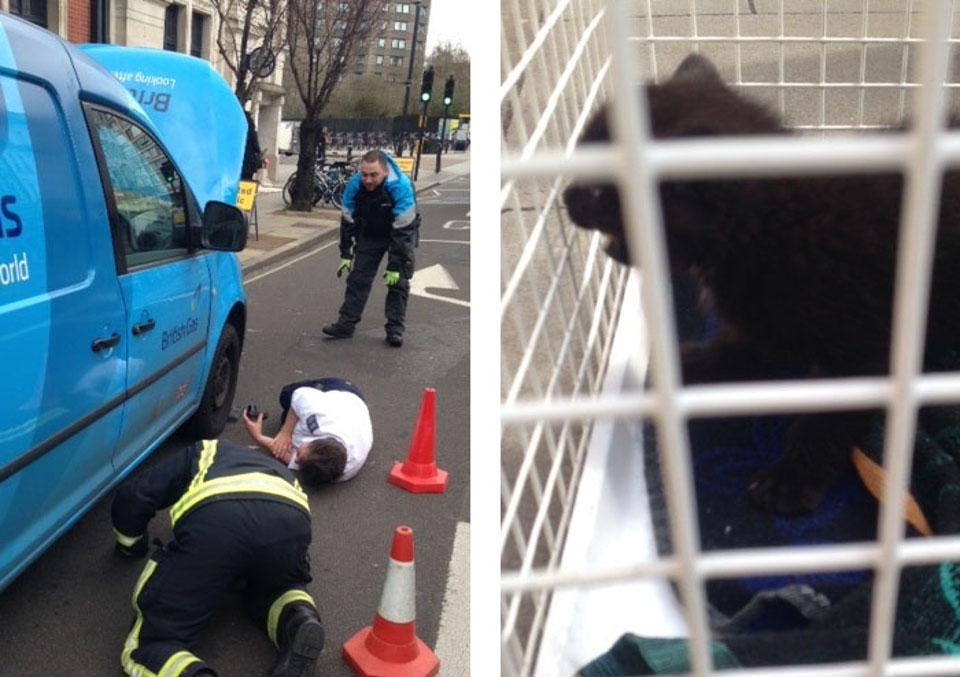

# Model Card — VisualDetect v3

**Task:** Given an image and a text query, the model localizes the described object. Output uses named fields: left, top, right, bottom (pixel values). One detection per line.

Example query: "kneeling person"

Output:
left=111, top=439, right=324, bottom=677
left=243, top=377, right=373, bottom=485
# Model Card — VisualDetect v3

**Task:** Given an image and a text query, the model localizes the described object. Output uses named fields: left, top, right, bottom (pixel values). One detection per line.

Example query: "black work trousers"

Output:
left=338, top=236, right=410, bottom=335
left=122, top=500, right=316, bottom=677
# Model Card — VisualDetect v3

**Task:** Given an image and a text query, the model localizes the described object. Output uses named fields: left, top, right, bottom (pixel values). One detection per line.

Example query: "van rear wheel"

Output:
left=184, top=323, right=239, bottom=439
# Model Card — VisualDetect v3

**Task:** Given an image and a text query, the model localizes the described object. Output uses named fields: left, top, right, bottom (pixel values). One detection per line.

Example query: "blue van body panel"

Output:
left=0, top=14, right=247, bottom=592
left=79, top=45, right=245, bottom=208
left=0, top=15, right=129, bottom=589
left=69, top=45, right=156, bottom=131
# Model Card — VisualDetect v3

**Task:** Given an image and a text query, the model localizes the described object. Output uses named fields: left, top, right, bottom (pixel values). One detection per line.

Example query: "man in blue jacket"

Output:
left=322, top=150, right=419, bottom=347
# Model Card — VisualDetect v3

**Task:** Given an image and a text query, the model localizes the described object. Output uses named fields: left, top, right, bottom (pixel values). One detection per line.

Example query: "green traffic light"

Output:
left=421, top=92, right=430, bottom=102
left=443, top=97, right=451, bottom=105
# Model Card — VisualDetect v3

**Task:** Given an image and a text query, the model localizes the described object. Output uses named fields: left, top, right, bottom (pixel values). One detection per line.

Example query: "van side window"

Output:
left=88, top=109, right=189, bottom=267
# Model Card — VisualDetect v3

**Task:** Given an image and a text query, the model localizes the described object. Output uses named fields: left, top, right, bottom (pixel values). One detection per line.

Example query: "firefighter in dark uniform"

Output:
left=111, top=438, right=323, bottom=677
left=322, top=149, right=419, bottom=347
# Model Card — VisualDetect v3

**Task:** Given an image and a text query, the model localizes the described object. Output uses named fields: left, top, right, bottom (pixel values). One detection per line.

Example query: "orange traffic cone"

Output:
left=342, top=527, right=439, bottom=677
left=387, top=388, right=448, bottom=494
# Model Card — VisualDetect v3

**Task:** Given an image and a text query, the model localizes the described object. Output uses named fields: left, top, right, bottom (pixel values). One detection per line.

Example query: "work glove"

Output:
left=337, top=258, right=353, bottom=278
left=383, top=270, right=400, bottom=287
left=115, top=530, right=148, bottom=559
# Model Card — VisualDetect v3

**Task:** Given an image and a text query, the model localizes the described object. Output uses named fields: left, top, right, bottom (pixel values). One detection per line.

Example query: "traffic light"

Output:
left=442, top=75, right=454, bottom=106
left=419, top=67, right=434, bottom=103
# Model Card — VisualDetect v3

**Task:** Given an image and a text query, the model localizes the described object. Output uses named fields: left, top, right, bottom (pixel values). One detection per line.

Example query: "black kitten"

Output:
left=563, top=54, right=960, bottom=516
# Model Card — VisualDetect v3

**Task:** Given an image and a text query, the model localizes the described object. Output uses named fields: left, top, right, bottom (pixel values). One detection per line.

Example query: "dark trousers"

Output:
left=278, top=378, right=366, bottom=425
left=122, top=500, right=316, bottom=677
left=338, top=236, right=410, bottom=335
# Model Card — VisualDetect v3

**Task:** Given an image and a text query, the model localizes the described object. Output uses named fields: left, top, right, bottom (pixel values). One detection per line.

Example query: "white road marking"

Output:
left=442, top=220, right=470, bottom=230
left=435, top=522, right=470, bottom=676
left=244, top=240, right=339, bottom=284
left=411, top=263, right=470, bottom=308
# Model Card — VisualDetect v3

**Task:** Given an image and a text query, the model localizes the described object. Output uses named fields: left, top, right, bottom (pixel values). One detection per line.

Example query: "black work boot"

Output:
left=269, top=604, right=325, bottom=677
left=322, top=322, right=354, bottom=339
left=385, top=332, right=403, bottom=347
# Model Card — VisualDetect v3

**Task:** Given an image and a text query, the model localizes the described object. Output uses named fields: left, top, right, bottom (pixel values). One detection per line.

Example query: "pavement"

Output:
left=238, top=150, right=471, bottom=277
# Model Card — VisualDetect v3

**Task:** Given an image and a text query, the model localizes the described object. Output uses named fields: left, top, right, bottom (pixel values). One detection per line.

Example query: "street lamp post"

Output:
left=397, top=0, right=423, bottom=157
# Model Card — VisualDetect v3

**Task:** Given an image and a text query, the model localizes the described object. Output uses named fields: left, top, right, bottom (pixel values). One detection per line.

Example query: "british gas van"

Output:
left=0, top=13, right=250, bottom=591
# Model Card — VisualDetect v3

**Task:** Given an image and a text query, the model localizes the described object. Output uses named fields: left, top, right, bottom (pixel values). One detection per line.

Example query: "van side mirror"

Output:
left=202, top=201, right=247, bottom=252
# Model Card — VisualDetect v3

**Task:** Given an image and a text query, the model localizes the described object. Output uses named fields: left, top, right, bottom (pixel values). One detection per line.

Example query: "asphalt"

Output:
left=239, top=150, right=471, bottom=278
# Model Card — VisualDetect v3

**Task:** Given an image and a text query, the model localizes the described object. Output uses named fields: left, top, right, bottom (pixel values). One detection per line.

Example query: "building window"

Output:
left=190, top=12, right=205, bottom=58
left=396, top=3, right=410, bottom=12
left=389, top=56, right=403, bottom=67
left=355, top=55, right=365, bottom=66
left=392, top=39, right=405, bottom=49
left=387, top=75, right=397, bottom=83
left=9, top=0, right=47, bottom=28
left=393, top=21, right=407, bottom=31
left=375, top=55, right=384, bottom=65
left=90, top=0, right=109, bottom=42
left=378, top=38, right=386, bottom=47
left=163, top=4, right=180, bottom=52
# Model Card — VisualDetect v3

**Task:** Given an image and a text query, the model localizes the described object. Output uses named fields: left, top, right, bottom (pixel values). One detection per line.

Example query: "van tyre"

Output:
left=184, top=323, right=240, bottom=439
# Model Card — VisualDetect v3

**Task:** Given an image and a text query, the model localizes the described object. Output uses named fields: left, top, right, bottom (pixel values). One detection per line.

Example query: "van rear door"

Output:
left=84, top=107, right=212, bottom=469
left=0, top=59, right=127, bottom=588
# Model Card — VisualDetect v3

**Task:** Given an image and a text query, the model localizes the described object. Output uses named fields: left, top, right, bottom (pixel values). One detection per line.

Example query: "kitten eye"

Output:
left=590, top=187, right=603, bottom=200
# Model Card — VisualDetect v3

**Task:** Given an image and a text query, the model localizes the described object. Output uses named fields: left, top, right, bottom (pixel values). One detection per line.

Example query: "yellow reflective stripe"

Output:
left=169, top=472, right=309, bottom=527
left=114, top=528, right=143, bottom=547
left=158, top=650, right=201, bottom=677
left=267, top=589, right=316, bottom=647
left=122, top=559, right=159, bottom=677
left=169, top=440, right=219, bottom=527
left=195, top=440, right=218, bottom=485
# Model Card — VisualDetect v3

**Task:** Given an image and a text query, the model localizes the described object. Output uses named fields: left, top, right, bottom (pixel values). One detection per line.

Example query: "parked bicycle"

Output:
left=282, top=160, right=356, bottom=209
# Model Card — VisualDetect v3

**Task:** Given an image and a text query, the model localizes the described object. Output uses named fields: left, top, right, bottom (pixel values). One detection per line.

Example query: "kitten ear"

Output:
left=670, top=53, right=723, bottom=84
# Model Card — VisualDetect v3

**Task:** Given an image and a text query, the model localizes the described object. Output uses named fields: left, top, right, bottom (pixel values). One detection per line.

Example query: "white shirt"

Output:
left=287, top=387, right=373, bottom=481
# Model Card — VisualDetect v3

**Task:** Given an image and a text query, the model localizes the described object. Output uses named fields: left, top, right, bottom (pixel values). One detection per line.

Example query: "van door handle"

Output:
left=91, top=332, right=120, bottom=353
left=132, top=319, right=156, bottom=336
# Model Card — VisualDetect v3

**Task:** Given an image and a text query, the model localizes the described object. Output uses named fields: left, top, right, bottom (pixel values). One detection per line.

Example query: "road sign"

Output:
left=235, top=180, right=259, bottom=211
left=395, top=157, right=415, bottom=177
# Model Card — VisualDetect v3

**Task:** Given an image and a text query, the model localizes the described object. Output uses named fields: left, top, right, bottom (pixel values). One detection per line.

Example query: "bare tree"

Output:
left=210, top=0, right=288, bottom=106
left=426, top=42, right=470, bottom=117
left=286, top=0, right=386, bottom=211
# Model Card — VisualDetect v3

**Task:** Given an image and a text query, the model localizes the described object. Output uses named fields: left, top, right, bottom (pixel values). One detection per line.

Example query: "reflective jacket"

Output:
left=112, top=440, right=309, bottom=550
left=339, top=153, right=419, bottom=274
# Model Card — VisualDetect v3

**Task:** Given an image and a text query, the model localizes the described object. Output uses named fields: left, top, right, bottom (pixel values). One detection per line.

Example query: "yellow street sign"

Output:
left=394, top=157, right=415, bottom=177
left=235, top=180, right=259, bottom=211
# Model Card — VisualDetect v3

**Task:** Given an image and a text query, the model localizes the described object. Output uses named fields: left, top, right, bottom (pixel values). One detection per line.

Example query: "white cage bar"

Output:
left=503, top=0, right=960, bottom=675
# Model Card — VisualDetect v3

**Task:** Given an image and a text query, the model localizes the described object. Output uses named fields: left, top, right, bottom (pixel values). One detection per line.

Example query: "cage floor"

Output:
left=534, top=272, right=687, bottom=677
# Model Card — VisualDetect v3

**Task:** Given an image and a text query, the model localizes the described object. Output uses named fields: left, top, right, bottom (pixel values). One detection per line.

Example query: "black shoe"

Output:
left=322, top=322, right=354, bottom=339
left=386, top=333, right=403, bottom=347
left=269, top=606, right=325, bottom=677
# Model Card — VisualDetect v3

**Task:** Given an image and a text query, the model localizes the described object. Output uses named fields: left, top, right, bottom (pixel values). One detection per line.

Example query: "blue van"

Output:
left=0, top=14, right=249, bottom=591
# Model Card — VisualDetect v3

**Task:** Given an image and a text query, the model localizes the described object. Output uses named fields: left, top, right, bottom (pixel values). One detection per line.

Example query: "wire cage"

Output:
left=501, top=1, right=960, bottom=675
